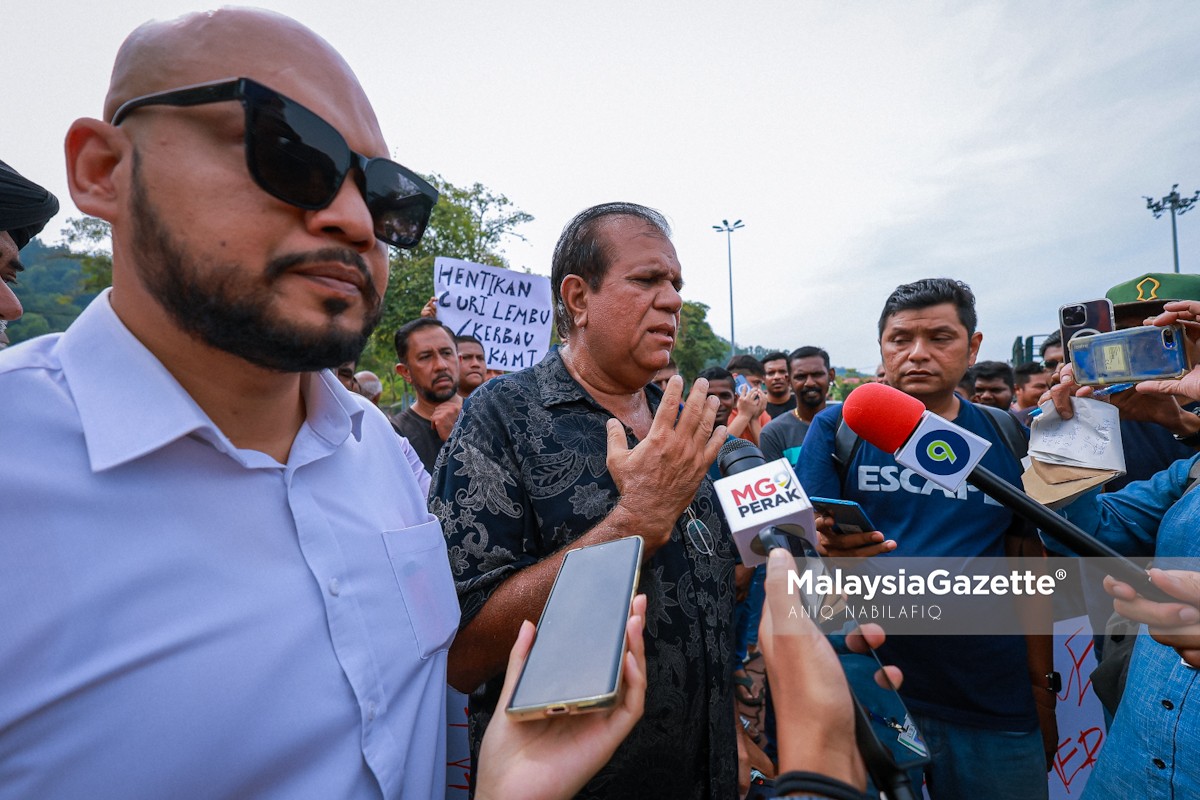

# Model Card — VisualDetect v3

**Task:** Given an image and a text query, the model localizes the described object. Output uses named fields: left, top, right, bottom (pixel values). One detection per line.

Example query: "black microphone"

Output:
left=841, top=383, right=1174, bottom=603
left=715, top=440, right=804, bottom=555
left=717, top=438, right=766, bottom=475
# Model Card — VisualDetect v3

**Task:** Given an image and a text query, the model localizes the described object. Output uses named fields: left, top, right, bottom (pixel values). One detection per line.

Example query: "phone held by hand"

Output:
left=733, top=373, right=752, bottom=396
left=1069, top=324, right=1192, bottom=386
left=1059, top=299, right=1115, bottom=363
left=810, top=497, right=878, bottom=535
left=506, top=536, right=643, bottom=720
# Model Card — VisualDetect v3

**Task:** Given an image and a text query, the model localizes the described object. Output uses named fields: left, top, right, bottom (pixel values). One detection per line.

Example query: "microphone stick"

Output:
left=964, top=464, right=1174, bottom=603
left=840, top=381, right=1175, bottom=604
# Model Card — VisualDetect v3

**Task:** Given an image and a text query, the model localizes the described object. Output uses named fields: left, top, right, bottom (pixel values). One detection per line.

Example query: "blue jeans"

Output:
left=911, top=713, right=1048, bottom=800
left=835, top=642, right=1046, bottom=800
left=733, top=564, right=766, bottom=663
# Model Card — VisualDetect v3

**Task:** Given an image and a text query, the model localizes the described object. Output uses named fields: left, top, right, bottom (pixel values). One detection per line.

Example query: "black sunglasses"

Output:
left=110, top=77, right=437, bottom=249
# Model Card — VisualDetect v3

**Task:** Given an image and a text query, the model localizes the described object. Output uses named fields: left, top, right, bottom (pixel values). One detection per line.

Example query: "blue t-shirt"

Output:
left=797, top=400, right=1037, bottom=731
left=1112, top=415, right=1197, bottom=490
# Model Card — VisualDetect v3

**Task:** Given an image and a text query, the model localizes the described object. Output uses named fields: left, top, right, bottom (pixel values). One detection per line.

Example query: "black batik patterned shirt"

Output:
left=431, top=349, right=737, bottom=800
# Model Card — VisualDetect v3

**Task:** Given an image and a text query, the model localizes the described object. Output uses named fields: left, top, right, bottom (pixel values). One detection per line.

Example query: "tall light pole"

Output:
left=1145, top=184, right=1199, bottom=274
left=712, top=219, right=744, bottom=359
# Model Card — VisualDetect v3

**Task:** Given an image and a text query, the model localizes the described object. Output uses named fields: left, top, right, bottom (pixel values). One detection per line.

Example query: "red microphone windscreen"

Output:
left=842, top=383, right=926, bottom=453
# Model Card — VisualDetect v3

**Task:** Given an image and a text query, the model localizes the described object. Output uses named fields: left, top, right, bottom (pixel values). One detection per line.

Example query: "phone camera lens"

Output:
left=1164, top=328, right=1176, bottom=347
left=1063, top=306, right=1086, bottom=326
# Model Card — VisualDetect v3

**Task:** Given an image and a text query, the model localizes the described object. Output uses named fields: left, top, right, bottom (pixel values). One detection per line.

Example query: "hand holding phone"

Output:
left=808, top=497, right=895, bottom=558
left=507, top=537, right=643, bottom=720
left=479, top=594, right=648, bottom=800
left=1105, top=568, right=1200, bottom=668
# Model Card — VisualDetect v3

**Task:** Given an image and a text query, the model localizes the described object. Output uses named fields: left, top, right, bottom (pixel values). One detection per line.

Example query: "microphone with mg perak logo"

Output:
left=718, top=438, right=924, bottom=800
left=713, top=439, right=815, bottom=567
left=841, top=382, right=1174, bottom=603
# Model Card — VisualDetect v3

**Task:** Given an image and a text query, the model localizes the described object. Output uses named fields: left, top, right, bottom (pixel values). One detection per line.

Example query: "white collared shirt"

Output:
left=0, top=291, right=458, bottom=799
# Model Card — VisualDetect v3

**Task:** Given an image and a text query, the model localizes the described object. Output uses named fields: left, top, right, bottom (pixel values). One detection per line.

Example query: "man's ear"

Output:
left=559, top=275, right=590, bottom=332
left=967, top=331, right=984, bottom=366
left=65, top=118, right=130, bottom=224
left=395, top=362, right=412, bottom=382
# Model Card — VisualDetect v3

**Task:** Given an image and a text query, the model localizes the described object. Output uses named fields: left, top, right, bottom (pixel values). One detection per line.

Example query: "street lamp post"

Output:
left=1144, top=184, right=1200, bottom=274
left=712, top=219, right=744, bottom=360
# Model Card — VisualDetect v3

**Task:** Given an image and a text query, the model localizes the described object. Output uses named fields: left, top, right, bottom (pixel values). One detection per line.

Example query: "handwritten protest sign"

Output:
left=434, top=257, right=553, bottom=371
left=913, top=616, right=1105, bottom=799
left=445, top=687, right=471, bottom=798
left=1050, top=616, right=1105, bottom=798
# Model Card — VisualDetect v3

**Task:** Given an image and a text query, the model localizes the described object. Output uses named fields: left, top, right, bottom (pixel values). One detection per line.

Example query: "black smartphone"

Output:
left=506, top=536, right=643, bottom=719
left=1059, top=299, right=1115, bottom=363
left=810, top=497, right=877, bottom=535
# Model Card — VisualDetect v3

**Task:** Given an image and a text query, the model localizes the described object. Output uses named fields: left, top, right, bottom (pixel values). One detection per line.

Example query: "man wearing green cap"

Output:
left=1051, top=272, right=1200, bottom=728
left=1101, top=272, right=1200, bottom=489
left=1108, top=272, right=1200, bottom=330
left=1045, top=295, right=1200, bottom=800
left=0, top=159, right=60, bottom=347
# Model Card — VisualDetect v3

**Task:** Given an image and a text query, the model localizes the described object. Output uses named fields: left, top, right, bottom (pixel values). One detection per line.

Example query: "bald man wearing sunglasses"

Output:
left=0, top=9, right=649, bottom=800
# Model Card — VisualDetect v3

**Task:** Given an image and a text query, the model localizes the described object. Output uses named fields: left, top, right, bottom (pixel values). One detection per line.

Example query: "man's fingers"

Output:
left=661, top=375, right=702, bottom=433
left=844, top=624, right=902, bottom=690
left=846, top=622, right=887, bottom=653
left=818, top=530, right=896, bottom=558
left=701, top=422, right=728, bottom=465
left=1049, top=365, right=1079, bottom=419
left=1106, top=571, right=1200, bottom=625
left=824, top=530, right=886, bottom=549
left=1102, top=575, right=1138, bottom=601
left=689, top=392, right=719, bottom=448
left=1137, top=378, right=1192, bottom=397
left=1109, top=596, right=1197, bottom=627
left=645, top=374, right=687, bottom=439
left=1149, top=568, right=1200, bottom=603
left=763, top=549, right=815, bottom=636
left=821, top=541, right=897, bottom=558
left=875, top=665, right=904, bottom=692
left=1156, top=301, right=1200, bottom=324
left=606, top=417, right=629, bottom=460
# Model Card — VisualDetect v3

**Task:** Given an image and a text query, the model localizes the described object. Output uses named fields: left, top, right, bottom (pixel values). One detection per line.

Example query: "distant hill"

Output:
left=6, top=239, right=98, bottom=345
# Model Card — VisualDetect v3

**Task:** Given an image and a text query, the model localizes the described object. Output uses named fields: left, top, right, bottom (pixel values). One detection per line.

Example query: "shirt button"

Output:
left=328, top=578, right=340, bottom=597
left=1162, top=699, right=1175, bottom=710
left=1153, top=758, right=1167, bottom=769
left=367, top=702, right=377, bottom=721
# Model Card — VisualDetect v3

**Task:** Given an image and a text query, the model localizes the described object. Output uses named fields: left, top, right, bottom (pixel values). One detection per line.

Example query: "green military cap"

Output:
left=1106, top=273, right=1200, bottom=327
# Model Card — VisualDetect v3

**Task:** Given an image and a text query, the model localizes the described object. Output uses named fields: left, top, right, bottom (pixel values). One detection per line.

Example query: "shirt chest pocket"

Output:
left=382, top=518, right=461, bottom=659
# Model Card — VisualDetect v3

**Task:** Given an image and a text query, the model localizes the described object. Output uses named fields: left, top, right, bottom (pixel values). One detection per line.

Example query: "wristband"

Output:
left=773, top=771, right=869, bottom=800
left=1173, top=408, right=1200, bottom=447
left=1033, top=671, right=1062, bottom=693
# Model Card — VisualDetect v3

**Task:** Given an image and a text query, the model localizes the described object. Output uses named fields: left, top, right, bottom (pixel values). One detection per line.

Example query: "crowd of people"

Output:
left=2, top=7, right=1200, bottom=800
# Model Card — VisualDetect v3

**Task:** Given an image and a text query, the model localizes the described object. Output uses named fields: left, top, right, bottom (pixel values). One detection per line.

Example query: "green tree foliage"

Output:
left=673, top=301, right=728, bottom=381
left=4, top=239, right=95, bottom=345
left=61, top=216, right=113, bottom=293
left=361, top=174, right=533, bottom=379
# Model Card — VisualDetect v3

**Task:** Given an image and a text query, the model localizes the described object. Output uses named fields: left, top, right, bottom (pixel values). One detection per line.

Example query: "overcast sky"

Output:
left=4, top=1, right=1199, bottom=370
